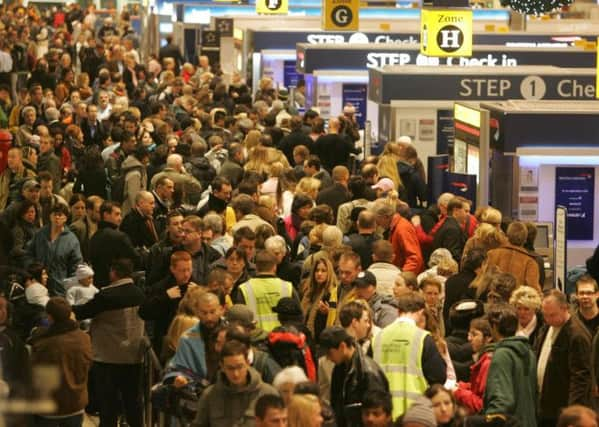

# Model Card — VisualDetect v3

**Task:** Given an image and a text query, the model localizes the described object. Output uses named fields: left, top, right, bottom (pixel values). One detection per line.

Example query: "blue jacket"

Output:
left=164, top=322, right=207, bottom=383
left=26, top=225, right=82, bottom=296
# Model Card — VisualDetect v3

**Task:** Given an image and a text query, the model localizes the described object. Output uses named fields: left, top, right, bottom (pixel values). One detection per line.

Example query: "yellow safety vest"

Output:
left=239, top=277, right=293, bottom=332
left=372, top=320, right=429, bottom=419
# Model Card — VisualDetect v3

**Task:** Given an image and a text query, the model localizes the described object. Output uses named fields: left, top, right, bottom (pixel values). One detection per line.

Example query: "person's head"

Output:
left=372, top=240, right=394, bottom=264
left=255, top=394, right=288, bottom=427
left=219, top=339, right=250, bottom=388
left=226, top=246, right=248, bottom=276
left=255, top=250, right=278, bottom=274
left=231, top=194, right=255, bottom=220
left=264, top=235, right=287, bottom=264
left=338, top=251, right=361, bottom=286
left=575, top=275, right=599, bottom=312
left=557, top=405, right=599, bottom=427
left=420, top=278, right=442, bottom=308
left=45, top=297, right=72, bottom=325
left=338, top=300, right=371, bottom=341
left=181, top=215, right=203, bottom=247
left=509, top=286, right=542, bottom=328
left=154, top=176, right=175, bottom=201
left=170, top=250, right=192, bottom=285
left=357, top=210, right=376, bottom=233
left=100, top=201, right=122, bottom=226
left=371, top=200, right=395, bottom=230
left=354, top=271, right=378, bottom=301
left=332, top=165, right=350, bottom=185
left=69, top=194, right=87, bottom=222
left=18, top=199, right=37, bottom=224
left=26, top=262, right=48, bottom=286
left=287, top=394, right=323, bottom=427
left=75, top=264, right=94, bottom=287
left=424, top=385, right=457, bottom=425
left=212, top=176, right=233, bottom=202
left=398, top=396, right=436, bottom=427
left=303, top=155, right=321, bottom=177
left=233, top=227, right=257, bottom=260
left=487, top=272, right=517, bottom=304
left=109, top=258, right=134, bottom=281
left=319, top=326, right=355, bottom=365
left=361, top=391, right=392, bottom=427
left=486, top=303, right=518, bottom=341
left=49, top=203, right=69, bottom=229
left=293, top=145, right=309, bottom=166
left=506, top=221, right=528, bottom=247
left=446, top=197, right=467, bottom=223
left=135, top=191, right=155, bottom=218
left=38, top=171, right=54, bottom=199
left=461, top=247, right=487, bottom=273
left=7, top=147, right=23, bottom=171
left=166, top=211, right=184, bottom=243
left=309, top=255, right=336, bottom=290
left=480, top=207, right=502, bottom=228
left=468, top=317, right=493, bottom=354
left=197, top=291, right=224, bottom=329
left=272, top=367, right=308, bottom=406
left=542, top=289, right=571, bottom=328
left=397, top=291, right=426, bottom=320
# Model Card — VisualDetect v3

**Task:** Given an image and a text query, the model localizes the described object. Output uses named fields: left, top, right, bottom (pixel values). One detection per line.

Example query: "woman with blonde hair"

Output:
left=510, top=285, right=543, bottom=345
left=287, top=394, right=324, bottom=427
left=245, top=145, right=271, bottom=176
left=301, top=254, right=339, bottom=338
left=461, top=222, right=507, bottom=265
left=243, top=129, right=262, bottom=151
left=376, top=142, right=402, bottom=190
left=296, top=177, right=321, bottom=200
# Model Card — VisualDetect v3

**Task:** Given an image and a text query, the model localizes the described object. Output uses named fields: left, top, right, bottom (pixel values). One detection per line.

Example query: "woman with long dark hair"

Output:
left=73, top=145, right=108, bottom=198
left=300, top=254, right=338, bottom=339
left=284, top=194, right=313, bottom=242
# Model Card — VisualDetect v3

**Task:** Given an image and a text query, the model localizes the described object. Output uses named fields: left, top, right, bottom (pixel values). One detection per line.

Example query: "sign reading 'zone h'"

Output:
left=421, top=9, right=473, bottom=57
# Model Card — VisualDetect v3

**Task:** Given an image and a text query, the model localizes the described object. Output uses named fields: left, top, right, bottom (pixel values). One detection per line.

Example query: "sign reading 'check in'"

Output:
left=322, top=0, right=359, bottom=31
left=421, top=9, right=473, bottom=57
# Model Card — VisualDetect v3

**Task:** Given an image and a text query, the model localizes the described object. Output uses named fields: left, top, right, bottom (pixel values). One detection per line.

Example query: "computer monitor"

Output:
left=533, top=222, right=553, bottom=259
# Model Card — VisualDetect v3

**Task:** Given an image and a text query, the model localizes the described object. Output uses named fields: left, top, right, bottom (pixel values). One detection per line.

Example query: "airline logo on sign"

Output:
left=256, top=0, right=288, bottom=14
left=421, top=9, right=472, bottom=57
left=322, top=0, right=359, bottom=31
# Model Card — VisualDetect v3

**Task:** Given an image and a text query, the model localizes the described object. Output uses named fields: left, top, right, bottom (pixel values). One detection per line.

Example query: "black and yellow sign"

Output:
left=322, top=0, right=359, bottom=31
left=420, top=9, right=472, bottom=57
left=256, top=0, right=288, bottom=14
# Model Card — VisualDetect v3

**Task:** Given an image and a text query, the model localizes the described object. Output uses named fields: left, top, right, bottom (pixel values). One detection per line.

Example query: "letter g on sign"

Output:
left=331, top=5, right=353, bottom=27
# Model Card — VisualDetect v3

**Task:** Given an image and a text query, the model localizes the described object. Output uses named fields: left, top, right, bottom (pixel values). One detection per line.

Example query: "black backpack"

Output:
left=108, top=166, right=142, bottom=203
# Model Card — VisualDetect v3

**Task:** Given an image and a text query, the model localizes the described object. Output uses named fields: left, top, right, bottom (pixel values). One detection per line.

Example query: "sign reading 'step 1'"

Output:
left=421, top=9, right=473, bottom=57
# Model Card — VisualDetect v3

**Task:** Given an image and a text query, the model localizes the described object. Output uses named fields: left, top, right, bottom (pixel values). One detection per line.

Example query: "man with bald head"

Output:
left=150, top=153, right=203, bottom=205
left=120, top=191, right=160, bottom=248
left=312, top=116, right=361, bottom=172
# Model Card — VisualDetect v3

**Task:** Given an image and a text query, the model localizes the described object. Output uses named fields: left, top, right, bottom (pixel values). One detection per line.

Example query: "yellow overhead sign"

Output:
left=420, top=8, right=473, bottom=57
left=322, top=0, right=359, bottom=31
left=256, top=0, right=288, bottom=14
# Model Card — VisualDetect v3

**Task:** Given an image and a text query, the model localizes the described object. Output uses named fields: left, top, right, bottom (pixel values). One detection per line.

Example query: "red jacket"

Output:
left=389, top=214, right=424, bottom=274
left=454, top=349, right=493, bottom=414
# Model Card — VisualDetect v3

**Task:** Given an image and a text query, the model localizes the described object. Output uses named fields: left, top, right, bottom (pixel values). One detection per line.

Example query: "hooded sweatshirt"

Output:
left=193, top=366, right=278, bottom=427
left=483, top=336, right=537, bottom=426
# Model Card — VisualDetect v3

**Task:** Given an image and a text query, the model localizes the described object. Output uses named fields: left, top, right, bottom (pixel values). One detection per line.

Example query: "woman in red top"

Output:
left=453, top=317, right=494, bottom=415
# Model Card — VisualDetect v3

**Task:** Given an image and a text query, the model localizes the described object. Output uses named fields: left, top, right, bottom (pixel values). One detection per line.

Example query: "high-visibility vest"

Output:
left=239, top=277, right=293, bottom=332
left=372, top=320, right=429, bottom=419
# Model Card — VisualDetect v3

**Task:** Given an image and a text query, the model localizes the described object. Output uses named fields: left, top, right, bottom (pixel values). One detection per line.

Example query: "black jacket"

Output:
left=443, top=269, right=477, bottom=332
left=89, top=221, right=140, bottom=287
left=312, top=133, right=358, bottom=172
left=186, top=157, right=217, bottom=191
left=197, top=193, right=228, bottom=218
left=120, top=208, right=159, bottom=249
left=330, top=346, right=390, bottom=427
left=73, top=167, right=108, bottom=199
left=432, top=216, right=466, bottom=262
left=190, top=243, right=222, bottom=285
left=347, top=232, right=380, bottom=270
left=398, top=160, right=427, bottom=209
left=278, top=130, right=313, bottom=165
left=158, top=43, right=184, bottom=72
left=146, top=238, right=181, bottom=286
left=316, top=183, right=350, bottom=222
left=138, top=274, right=188, bottom=354
left=81, top=119, right=107, bottom=148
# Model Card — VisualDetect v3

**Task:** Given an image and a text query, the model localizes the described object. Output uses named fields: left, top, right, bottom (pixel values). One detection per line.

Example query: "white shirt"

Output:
left=0, top=51, right=13, bottom=73
left=25, top=282, right=49, bottom=306
left=537, top=325, right=561, bottom=392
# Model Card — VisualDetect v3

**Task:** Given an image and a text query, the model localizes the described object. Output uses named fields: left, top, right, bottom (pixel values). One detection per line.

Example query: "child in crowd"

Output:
left=66, top=264, right=99, bottom=306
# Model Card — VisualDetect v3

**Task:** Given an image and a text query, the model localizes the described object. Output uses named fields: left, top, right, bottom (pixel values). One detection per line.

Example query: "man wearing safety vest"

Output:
left=372, top=291, right=447, bottom=419
left=235, top=250, right=300, bottom=332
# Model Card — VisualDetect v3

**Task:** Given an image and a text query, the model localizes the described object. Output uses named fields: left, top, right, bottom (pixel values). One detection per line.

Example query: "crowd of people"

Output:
left=1, top=2, right=599, bottom=427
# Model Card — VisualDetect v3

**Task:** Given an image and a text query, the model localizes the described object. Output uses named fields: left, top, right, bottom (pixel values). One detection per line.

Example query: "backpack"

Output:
left=267, top=325, right=316, bottom=381
left=108, top=166, right=142, bottom=203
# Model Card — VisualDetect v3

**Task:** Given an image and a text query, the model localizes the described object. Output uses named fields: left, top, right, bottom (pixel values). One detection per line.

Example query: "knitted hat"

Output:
left=75, top=264, right=94, bottom=281
left=402, top=396, right=436, bottom=427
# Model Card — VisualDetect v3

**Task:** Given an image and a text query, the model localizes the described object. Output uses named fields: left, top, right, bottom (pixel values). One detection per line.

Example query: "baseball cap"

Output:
left=353, top=271, right=377, bottom=289
left=226, top=304, right=256, bottom=328
left=22, top=179, right=41, bottom=191
left=372, top=178, right=395, bottom=193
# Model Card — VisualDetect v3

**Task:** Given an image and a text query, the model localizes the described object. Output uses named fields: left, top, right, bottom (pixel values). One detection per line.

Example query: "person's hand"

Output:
left=318, top=300, right=329, bottom=314
left=173, top=376, right=188, bottom=388
left=188, top=282, right=199, bottom=288
left=411, top=215, right=421, bottom=227
left=166, top=286, right=182, bottom=299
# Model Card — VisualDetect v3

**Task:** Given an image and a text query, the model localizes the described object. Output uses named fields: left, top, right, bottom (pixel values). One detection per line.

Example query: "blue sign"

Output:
left=283, top=60, right=302, bottom=89
left=342, top=83, right=367, bottom=129
left=555, top=167, right=595, bottom=240
left=444, top=172, right=477, bottom=207
left=428, top=155, right=450, bottom=205
left=437, top=109, right=454, bottom=155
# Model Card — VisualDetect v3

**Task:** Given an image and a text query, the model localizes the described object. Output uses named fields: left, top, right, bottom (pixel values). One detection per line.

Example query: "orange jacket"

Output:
left=389, top=214, right=424, bottom=274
